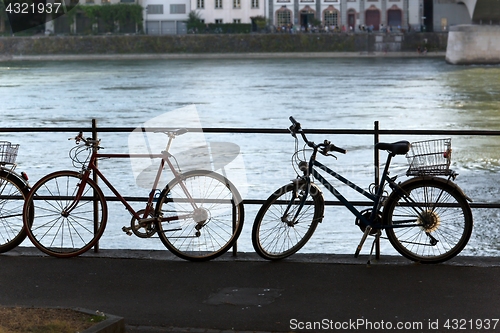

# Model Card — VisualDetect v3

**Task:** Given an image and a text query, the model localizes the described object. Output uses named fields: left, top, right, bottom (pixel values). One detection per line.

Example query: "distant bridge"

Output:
left=459, top=0, right=500, bottom=24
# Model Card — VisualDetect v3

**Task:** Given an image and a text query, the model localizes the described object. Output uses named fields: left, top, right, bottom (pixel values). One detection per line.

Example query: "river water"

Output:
left=1, top=57, right=500, bottom=257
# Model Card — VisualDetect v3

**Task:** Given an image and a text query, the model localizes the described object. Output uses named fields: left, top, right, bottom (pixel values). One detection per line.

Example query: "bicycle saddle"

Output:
left=375, top=141, right=410, bottom=155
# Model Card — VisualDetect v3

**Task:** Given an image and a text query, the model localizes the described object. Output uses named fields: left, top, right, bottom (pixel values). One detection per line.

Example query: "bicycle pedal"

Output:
left=122, top=226, right=132, bottom=236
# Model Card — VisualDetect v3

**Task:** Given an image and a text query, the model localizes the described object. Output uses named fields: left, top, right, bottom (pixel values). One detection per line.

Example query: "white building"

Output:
left=191, top=0, right=264, bottom=24
left=144, top=0, right=190, bottom=34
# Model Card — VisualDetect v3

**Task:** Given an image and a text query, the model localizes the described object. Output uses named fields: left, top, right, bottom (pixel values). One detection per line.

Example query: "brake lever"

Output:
left=324, top=153, right=338, bottom=160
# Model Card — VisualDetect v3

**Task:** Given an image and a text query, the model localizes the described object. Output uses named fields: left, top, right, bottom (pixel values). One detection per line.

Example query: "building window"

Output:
left=215, top=0, right=222, bottom=8
left=170, top=4, right=186, bottom=13
left=101, top=0, right=110, bottom=4
left=215, top=19, right=223, bottom=23
left=120, top=0, right=135, bottom=3
left=197, top=0, right=204, bottom=8
left=276, top=8, right=291, bottom=27
left=233, top=19, right=241, bottom=23
left=251, top=0, right=259, bottom=7
left=233, top=0, right=241, bottom=8
left=324, top=10, right=338, bottom=27
left=147, top=4, right=163, bottom=14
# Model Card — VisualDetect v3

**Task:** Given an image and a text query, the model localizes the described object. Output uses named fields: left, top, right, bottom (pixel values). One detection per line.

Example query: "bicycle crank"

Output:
left=355, top=209, right=381, bottom=235
left=122, top=209, right=156, bottom=238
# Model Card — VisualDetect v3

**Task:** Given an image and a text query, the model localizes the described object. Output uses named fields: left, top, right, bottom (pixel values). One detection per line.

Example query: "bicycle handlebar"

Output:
left=289, top=116, right=347, bottom=156
left=69, top=132, right=101, bottom=148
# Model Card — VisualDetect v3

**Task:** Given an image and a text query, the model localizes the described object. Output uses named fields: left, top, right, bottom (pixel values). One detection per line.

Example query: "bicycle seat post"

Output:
left=165, top=133, right=175, bottom=153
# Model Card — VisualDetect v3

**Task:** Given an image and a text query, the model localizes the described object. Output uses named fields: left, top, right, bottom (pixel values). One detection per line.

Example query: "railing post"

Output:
left=374, top=121, right=380, bottom=260
left=221, top=165, right=238, bottom=257
left=232, top=203, right=237, bottom=256
left=92, top=119, right=99, bottom=253
left=374, top=121, right=380, bottom=190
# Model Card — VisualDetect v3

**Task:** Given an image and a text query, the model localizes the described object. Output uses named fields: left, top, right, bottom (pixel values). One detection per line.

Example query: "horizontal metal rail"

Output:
left=2, top=126, right=500, bottom=136
left=2, top=124, right=500, bottom=210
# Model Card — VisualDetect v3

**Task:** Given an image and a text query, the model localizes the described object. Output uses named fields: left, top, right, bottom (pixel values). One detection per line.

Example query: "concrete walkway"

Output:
left=1, top=247, right=499, bottom=333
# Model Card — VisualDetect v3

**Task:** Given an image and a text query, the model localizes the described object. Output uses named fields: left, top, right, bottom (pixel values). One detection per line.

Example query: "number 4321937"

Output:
left=5, top=2, right=62, bottom=14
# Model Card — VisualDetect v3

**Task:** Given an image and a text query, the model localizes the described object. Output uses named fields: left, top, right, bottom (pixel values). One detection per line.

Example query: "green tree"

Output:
left=186, top=10, right=203, bottom=32
left=251, top=16, right=267, bottom=31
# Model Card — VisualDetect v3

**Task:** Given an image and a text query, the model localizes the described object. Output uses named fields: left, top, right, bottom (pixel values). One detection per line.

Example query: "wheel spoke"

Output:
left=252, top=183, right=323, bottom=260
left=24, top=171, right=107, bottom=257
left=385, top=180, right=472, bottom=263
left=155, top=171, right=243, bottom=261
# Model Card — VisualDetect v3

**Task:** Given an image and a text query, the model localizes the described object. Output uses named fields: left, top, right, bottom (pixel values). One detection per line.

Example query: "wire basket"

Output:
left=0, top=141, right=20, bottom=165
left=406, top=138, right=452, bottom=176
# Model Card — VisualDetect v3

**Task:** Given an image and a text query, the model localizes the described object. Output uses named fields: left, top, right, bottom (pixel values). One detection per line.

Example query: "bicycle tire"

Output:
left=252, top=181, right=324, bottom=260
left=383, top=177, right=473, bottom=264
left=23, top=170, right=108, bottom=258
left=0, top=170, right=30, bottom=253
left=155, top=170, right=244, bottom=261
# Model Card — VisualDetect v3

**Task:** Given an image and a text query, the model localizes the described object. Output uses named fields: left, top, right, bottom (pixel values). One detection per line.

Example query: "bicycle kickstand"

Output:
left=367, top=230, right=382, bottom=266
left=354, top=226, right=372, bottom=258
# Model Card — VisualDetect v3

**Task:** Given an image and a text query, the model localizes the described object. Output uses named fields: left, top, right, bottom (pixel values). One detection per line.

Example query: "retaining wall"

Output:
left=446, top=25, right=500, bottom=64
left=0, top=33, right=447, bottom=57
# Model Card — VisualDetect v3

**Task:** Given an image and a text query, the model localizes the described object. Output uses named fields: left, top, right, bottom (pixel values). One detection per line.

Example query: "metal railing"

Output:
left=2, top=120, right=500, bottom=254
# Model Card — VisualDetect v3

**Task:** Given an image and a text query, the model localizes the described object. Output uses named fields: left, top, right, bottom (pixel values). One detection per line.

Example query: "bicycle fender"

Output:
left=390, top=176, right=472, bottom=203
left=0, top=169, right=30, bottom=190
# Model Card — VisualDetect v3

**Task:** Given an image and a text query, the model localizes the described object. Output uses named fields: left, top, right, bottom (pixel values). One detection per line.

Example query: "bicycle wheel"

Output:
left=252, top=181, right=324, bottom=260
left=155, top=170, right=244, bottom=261
left=23, top=170, right=108, bottom=258
left=383, top=178, right=473, bottom=264
left=0, top=170, right=30, bottom=252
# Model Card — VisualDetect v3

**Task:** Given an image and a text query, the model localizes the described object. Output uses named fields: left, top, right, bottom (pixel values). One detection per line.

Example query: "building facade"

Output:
left=190, top=0, right=264, bottom=24
left=2, top=0, right=473, bottom=35
left=144, top=0, right=189, bottom=34
left=268, top=0, right=426, bottom=32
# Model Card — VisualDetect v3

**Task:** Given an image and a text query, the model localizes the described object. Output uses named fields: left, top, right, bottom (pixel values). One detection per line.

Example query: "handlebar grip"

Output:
left=329, top=144, right=347, bottom=154
left=289, top=116, right=299, bottom=125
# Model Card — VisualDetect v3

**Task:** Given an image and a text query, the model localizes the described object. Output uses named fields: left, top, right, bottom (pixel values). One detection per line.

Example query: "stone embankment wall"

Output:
left=0, top=33, right=447, bottom=57
left=446, top=25, right=500, bottom=64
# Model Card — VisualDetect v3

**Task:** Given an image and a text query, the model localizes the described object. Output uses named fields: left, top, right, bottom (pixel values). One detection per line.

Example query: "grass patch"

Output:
left=0, top=307, right=103, bottom=333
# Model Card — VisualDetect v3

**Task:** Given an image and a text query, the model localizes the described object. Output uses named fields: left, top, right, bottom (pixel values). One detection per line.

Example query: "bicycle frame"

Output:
left=295, top=150, right=399, bottom=230
left=67, top=149, right=197, bottom=225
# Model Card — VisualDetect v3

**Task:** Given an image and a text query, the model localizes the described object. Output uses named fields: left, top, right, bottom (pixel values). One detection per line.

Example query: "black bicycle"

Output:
left=252, top=117, right=473, bottom=264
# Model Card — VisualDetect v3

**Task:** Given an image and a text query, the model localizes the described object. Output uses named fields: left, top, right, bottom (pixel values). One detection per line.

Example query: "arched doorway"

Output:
left=323, top=6, right=339, bottom=29
left=276, top=6, right=292, bottom=29
left=387, top=7, right=402, bottom=28
left=365, top=6, right=380, bottom=30
left=300, top=6, right=315, bottom=31
left=347, top=9, right=356, bottom=31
